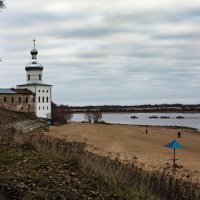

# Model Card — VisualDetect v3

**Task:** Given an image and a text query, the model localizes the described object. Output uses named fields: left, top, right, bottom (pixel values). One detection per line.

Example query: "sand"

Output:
left=46, top=122, right=200, bottom=181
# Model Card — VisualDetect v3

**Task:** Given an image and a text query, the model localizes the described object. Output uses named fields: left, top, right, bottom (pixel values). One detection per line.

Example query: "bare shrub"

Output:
left=84, top=111, right=102, bottom=123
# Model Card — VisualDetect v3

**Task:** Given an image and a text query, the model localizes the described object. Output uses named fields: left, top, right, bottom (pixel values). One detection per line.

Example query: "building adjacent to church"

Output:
left=0, top=41, right=53, bottom=119
left=0, top=88, right=35, bottom=113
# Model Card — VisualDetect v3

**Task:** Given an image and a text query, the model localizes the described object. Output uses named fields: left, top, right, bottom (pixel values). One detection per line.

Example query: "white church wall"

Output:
left=36, top=86, right=52, bottom=119
left=17, top=85, right=52, bottom=119
left=26, top=70, right=42, bottom=84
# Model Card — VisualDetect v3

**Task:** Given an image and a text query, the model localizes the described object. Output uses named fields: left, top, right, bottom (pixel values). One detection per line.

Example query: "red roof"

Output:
left=11, top=88, right=35, bottom=95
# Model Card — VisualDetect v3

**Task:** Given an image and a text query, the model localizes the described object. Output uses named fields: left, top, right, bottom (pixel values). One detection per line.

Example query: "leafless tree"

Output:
left=84, top=111, right=93, bottom=123
left=84, top=111, right=102, bottom=123
left=0, top=0, right=5, bottom=61
left=93, top=111, right=102, bottom=123
left=0, top=0, right=5, bottom=10
left=52, top=102, right=73, bottom=123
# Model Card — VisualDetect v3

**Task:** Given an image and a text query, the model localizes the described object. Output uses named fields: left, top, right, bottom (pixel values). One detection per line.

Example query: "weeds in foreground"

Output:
left=0, top=127, right=200, bottom=200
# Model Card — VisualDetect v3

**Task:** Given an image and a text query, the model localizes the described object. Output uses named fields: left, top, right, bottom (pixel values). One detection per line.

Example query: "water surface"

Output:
left=72, top=113, right=200, bottom=130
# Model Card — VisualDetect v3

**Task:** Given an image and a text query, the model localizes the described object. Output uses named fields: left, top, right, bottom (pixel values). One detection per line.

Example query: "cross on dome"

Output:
left=30, top=39, right=38, bottom=60
left=33, top=39, right=36, bottom=48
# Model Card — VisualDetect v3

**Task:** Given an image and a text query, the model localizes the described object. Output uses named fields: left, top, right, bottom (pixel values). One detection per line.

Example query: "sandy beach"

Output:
left=46, top=122, right=200, bottom=181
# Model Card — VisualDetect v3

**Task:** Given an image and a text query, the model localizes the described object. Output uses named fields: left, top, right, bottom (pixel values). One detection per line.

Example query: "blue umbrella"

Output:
left=164, top=140, right=185, bottom=167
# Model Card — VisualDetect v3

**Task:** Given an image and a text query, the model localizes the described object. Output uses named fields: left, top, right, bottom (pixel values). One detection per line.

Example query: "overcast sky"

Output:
left=1, top=0, right=200, bottom=105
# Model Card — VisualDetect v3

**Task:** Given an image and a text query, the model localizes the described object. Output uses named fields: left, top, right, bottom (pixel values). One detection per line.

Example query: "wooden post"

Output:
left=173, top=148, right=176, bottom=167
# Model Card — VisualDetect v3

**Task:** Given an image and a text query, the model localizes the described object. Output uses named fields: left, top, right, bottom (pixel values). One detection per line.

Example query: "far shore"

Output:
left=71, top=111, right=200, bottom=113
left=47, top=122, right=200, bottom=181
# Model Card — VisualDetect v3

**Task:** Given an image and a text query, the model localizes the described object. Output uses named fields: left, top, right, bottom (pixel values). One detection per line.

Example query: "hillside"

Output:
left=0, top=107, right=36, bottom=123
left=0, top=108, right=199, bottom=199
left=0, top=107, right=46, bottom=133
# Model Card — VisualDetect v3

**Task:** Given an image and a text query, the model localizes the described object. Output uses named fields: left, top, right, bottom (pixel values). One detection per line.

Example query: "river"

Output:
left=72, top=113, right=200, bottom=130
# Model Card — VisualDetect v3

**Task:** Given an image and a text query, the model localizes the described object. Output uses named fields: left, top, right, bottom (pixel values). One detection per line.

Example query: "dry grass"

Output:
left=11, top=130, right=200, bottom=200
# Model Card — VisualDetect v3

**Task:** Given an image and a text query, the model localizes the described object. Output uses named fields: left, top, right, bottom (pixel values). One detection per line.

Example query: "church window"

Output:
left=42, top=97, right=44, bottom=103
left=38, top=96, right=40, bottom=103
left=39, top=75, right=41, bottom=80
left=46, top=97, right=48, bottom=103
left=26, top=97, right=28, bottom=103
left=28, top=104, right=31, bottom=111
left=4, top=97, right=6, bottom=103
left=21, top=107, right=23, bottom=110
left=12, top=97, right=14, bottom=103
left=19, top=97, right=21, bottom=103
left=46, top=90, right=48, bottom=93
left=43, top=90, right=44, bottom=93
left=28, top=75, right=30, bottom=80
left=33, top=97, right=35, bottom=103
left=39, top=90, right=40, bottom=92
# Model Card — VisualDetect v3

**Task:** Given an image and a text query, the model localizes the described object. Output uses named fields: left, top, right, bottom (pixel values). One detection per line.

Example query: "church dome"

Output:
left=25, top=39, right=43, bottom=71
left=30, top=48, right=38, bottom=55
left=25, top=60, right=43, bottom=71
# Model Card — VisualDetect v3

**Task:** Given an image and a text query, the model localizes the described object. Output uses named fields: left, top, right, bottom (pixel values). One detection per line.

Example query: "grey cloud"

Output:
left=1, top=0, right=200, bottom=105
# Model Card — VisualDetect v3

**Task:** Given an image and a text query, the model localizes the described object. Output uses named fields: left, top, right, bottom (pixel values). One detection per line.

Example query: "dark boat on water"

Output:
left=149, top=116, right=158, bottom=118
left=131, top=115, right=138, bottom=119
left=160, top=116, right=170, bottom=119
left=176, top=116, right=184, bottom=119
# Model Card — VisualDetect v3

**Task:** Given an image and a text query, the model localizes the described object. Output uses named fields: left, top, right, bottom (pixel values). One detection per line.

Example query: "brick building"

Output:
left=0, top=88, right=35, bottom=113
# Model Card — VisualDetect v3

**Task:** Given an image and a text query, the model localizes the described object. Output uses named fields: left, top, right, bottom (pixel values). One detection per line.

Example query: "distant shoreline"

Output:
left=71, top=121, right=199, bottom=132
left=71, top=110, right=200, bottom=113
left=71, top=112, right=200, bottom=131
left=56, top=104, right=200, bottom=114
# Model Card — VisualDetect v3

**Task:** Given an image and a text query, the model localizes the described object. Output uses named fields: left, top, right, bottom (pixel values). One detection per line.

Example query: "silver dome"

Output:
left=25, top=60, right=43, bottom=71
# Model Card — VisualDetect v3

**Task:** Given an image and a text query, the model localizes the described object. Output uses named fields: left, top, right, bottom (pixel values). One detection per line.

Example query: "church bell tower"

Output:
left=17, top=39, right=53, bottom=119
left=25, top=39, right=43, bottom=84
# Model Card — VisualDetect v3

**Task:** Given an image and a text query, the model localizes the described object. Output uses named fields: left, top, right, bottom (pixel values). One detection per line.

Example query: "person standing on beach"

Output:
left=178, top=131, right=181, bottom=138
left=146, top=129, right=148, bottom=134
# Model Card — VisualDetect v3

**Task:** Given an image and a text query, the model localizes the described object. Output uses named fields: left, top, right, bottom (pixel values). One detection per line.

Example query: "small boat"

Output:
left=176, top=116, right=184, bottom=119
left=131, top=115, right=138, bottom=119
left=149, top=116, right=158, bottom=118
left=160, top=116, right=170, bottom=119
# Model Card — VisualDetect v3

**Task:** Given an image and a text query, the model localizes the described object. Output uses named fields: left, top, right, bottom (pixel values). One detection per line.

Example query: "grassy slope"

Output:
left=0, top=109, right=199, bottom=200
left=0, top=132, right=159, bottom=200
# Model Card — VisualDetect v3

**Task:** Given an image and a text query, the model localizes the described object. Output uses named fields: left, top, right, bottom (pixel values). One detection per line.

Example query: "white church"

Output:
left=17, top=40, right=53, bottom=119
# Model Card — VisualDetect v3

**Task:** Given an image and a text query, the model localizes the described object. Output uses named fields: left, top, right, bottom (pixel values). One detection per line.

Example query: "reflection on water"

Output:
left=72, top=113, right=200, bottom=130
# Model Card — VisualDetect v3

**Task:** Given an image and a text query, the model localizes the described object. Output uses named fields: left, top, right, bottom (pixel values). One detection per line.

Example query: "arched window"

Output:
left=4, top=97, right=6, bottom=103
left=12, top=97, right=14, bottom=103
left=38, top=96, right=40, bottom=103
left=19, top=97, right=21, bottom=103
left=39, top=74, right=41, bottom=80
left=46, top=97, right=48, bottom=103
left=28, top=75, right=30, bottom=80
left=42, top=97, right=44, bottom=103
left=33, top=97, right=35, bottom=103
left=26, top=97, right=28, bottom=103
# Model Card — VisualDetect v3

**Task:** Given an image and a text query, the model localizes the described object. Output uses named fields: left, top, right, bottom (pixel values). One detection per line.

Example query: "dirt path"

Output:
left=47, top=122, right=200, bottom=181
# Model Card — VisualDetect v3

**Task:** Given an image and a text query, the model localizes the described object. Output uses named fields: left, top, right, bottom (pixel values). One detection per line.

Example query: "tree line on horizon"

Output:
left=54, top=103, right=200, bottom=113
